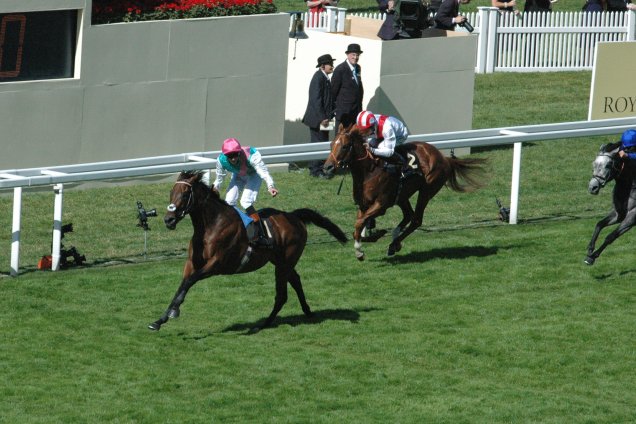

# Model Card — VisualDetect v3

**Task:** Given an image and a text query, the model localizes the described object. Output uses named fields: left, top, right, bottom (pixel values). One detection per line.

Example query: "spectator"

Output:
left=492, top=0, right=517, bottom=12
left=434, top=0, right=471, bottom=31
left=302, top=54, right=336, bottom=178
left=306, top=0, right=338, bottom=14
left=582, top=0, right=605, bottom=12
left=331, top=44, right=364, bottom=132
left=377, top=0, right=400, bottom=40
left=524, top=0, right=552, bottom=12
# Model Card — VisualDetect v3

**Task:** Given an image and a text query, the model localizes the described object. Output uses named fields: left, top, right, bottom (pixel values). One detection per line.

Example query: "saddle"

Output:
left=382, top=144, right=420, bottom=179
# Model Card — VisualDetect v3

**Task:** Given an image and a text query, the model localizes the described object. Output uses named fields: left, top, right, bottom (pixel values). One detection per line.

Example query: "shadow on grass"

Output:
left=593, top=268, right=636, bottom=281
left=379, top=245, right=503, bottom=265
left=214, top=307, right=381, bottom=336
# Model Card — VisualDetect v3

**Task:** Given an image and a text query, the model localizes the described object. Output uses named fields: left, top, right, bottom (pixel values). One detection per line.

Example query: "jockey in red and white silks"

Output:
left=204, top=138, right=278, bottom=209
left=356, top=110, right=409, bottom=159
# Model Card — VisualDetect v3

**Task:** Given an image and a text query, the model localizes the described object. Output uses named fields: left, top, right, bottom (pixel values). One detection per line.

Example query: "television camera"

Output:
left=397, top=0, right=433, bottom=38
left=136, top=201, right=157, bottom=231
left=59, top=223, right=86, bottom=268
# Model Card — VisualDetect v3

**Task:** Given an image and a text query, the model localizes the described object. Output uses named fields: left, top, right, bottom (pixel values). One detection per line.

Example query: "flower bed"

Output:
left=92, top=0, right=277, bottom=24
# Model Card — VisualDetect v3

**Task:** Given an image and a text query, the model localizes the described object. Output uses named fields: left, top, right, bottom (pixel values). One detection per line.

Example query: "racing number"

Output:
left=407, top=153, right=418, bottom=169
left=0, top=14, right=26, bottom=78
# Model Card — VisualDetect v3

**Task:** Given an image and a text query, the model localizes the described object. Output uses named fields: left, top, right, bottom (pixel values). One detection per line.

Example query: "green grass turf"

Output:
left=1, top=71, right=634, bottom=423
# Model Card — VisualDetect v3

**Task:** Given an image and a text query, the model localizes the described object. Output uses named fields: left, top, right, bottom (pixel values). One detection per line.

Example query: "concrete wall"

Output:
left=285, top=18, right=477, bottom=146
left=0, top=2, right=476, bottom=169
left=0, top=1, right=289, bottom=169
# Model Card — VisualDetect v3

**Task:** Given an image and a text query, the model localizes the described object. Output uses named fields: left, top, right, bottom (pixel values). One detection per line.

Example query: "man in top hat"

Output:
left=331, top=43, right=364, bottom=133
left=302, top=54, right=336, bottom=178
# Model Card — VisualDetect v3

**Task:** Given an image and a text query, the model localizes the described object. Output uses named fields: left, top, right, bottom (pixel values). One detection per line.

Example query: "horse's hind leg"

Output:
left=388, top=200, right=414, bottom=255
left=586, top=212, right=636, bottom=265
left=388, top=191, right=433, bottom=256
left=259, top=267, right=290, bottom=330
left=288, top=269, right=312, bottom=317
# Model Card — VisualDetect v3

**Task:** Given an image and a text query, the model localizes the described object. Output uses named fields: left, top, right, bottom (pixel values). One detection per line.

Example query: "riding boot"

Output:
left=246, top=206, right=273, bottom=249
left=391, top=152, right=412, bottom=178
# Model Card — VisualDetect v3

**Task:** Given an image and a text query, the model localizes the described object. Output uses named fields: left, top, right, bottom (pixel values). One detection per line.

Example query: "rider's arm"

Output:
left=249, top=150, right=276, bottom=189
left=212, top=158, right=226, bottom=190
left=370, top=127, right=397, bottom=158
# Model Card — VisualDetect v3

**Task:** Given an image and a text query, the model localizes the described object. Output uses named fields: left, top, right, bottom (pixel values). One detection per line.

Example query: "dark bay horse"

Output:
left=149, top=171, right=347, bottom=331
left=585, top=142, right=636, bottom=265
left=323, top=125, right=486, bottom=260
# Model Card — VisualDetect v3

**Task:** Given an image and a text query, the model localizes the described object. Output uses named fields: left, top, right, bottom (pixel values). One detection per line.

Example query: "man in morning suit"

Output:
left=331, top=43, right=364, bottom=133
left=434, top=0, right=471, bottom=31
left=302, top=54, right=336, bottom=178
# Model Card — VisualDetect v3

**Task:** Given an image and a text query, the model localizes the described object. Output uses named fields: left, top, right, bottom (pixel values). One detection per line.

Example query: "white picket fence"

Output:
left=296, top=7, right=636, bottom=72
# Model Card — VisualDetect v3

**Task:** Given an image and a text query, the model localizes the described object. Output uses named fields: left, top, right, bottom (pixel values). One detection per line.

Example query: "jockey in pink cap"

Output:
left=206, top=138, right=278, bottom=248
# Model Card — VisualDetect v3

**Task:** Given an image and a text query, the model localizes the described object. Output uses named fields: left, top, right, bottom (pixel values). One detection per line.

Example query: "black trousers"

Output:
left=309, top=127, right=329, bottom=176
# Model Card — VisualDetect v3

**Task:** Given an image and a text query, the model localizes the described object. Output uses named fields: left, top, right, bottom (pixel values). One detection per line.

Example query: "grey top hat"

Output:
left=316, top=54, right=335, bottom=68
left=345, top=43, right=363, bottom=54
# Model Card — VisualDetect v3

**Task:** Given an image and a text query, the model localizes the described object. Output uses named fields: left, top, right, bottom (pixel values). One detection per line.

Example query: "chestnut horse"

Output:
left=149, top=171, right=347, bottom=332
left=585, top=142, right=636, bottom=265
left=323, top=125, right=486, bottom=260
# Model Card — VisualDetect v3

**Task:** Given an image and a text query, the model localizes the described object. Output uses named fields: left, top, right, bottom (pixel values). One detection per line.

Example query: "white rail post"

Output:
left=509, top=142, right=522, bottom=225
left=486, top=7, right=499, bottom=73
left=476, top=7, right=490, bottom=74
left=10, top=187, right=22, bottom=276
left=51, top=184, right=64, bottom=271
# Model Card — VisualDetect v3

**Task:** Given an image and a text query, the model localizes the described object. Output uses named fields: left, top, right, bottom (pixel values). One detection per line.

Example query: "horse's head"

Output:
left=589, top=142, right=622, bottom=195
left=165, top=171, right=206, bottom=229
left=323, top=124, right=368, bottom=177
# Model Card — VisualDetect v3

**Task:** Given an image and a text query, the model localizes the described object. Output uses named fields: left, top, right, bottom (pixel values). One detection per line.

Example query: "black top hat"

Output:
left=345, top=43, right=363, bottom=54
left=316, top=54, right=335, bottom=68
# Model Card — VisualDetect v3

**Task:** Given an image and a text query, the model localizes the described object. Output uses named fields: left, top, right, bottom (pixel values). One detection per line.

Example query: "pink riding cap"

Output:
left=222, top=138, right=243, bottom=155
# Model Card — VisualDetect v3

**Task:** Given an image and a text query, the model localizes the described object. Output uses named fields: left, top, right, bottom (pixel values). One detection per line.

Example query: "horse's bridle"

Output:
left=167, top=181, right=194, bottom=218
left=328, top=132, right=372, bottom=169
left=591, top=151, right=623, bottom=188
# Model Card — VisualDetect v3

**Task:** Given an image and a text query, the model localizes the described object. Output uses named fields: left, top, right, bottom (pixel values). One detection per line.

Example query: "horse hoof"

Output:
left=355, top=251, right=365, bottom=261
left=168, top=308, right=180, bottom=319
left=387, top=242, right=402, bottom=257
left=148, top=322, right=161, bottom=331
left=584, top=257, right=595, bottom=266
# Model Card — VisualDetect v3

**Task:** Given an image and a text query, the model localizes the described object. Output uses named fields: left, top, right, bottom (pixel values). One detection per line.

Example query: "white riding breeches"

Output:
left=225, top=173, right=263, bottom=210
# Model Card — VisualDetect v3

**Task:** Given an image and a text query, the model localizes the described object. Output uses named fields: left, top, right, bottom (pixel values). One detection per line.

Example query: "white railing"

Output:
left=315, top=8, right=636, bottom=72
left=4, top=117, right=636, bottom=276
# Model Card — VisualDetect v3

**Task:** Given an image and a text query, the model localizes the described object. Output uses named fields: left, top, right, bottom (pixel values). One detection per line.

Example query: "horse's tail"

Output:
left=291, top=209, right=348, bottom=244
left=445, top=157, right=488, bottom=193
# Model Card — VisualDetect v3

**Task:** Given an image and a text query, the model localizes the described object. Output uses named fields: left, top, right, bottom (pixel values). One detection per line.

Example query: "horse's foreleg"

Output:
left=148, top=274, right=199, bottom=331
left=586, top=213, right=636, bottom=265
left=149, top=258, right=210, bottom=331
left=288, top=269, right=312, bottom=317
left=586, top=212, right=619, bottom=258
left=353, top=204, right=386, bottom=261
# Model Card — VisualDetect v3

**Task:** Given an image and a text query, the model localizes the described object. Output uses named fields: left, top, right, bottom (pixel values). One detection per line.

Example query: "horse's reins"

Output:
left=330, top=133, right=375, bottom=196
left=167, top=180, right=194, bottom=218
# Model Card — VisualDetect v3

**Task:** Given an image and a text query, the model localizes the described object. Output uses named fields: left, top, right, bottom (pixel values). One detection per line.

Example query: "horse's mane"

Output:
left=178, top=170, right=224, bottom=203
left=601, top=142, right=621, bottom=154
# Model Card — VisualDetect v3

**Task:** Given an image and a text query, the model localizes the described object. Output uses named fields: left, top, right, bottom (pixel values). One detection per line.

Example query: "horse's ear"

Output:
left=599, top=144, right=608, bottom=152
left=337, top=123, right=345, bottom=134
